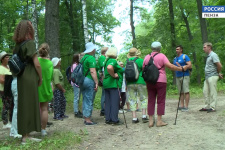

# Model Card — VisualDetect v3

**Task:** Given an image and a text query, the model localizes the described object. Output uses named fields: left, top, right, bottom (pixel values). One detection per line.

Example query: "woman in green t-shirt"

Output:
left=103, top=47, right=124, bottom=125
left=38, top=43, right=54, bottom=136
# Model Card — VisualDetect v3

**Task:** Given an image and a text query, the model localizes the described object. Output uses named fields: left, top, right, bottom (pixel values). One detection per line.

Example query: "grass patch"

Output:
left=0, top=131, right=83, bottom=150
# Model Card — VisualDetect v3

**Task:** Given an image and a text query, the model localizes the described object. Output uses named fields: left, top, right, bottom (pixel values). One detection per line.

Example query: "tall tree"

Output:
left=130, top=0, right=136, bottom=47
left=31, top=0, right=39, bottom=49
left=45, top=0, right=60, bottom=57
left=168, top=0, right=176, bottom=85
left=196, top=0, right=208, bottom=43
left=179, top=2, right=201, bottom=84
left=82, top=0, right=89, bottom=44
left=65, top=0, right=79, bottom=52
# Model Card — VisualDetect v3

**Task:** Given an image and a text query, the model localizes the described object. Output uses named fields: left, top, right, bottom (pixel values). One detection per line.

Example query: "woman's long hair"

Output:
left=13, top=20, right=34, bottom=43
left=72, top=54, right=79, bottom=65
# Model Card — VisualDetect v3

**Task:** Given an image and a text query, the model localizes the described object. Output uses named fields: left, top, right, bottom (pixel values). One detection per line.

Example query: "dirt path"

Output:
left=1, top=95, right=225, bottom=150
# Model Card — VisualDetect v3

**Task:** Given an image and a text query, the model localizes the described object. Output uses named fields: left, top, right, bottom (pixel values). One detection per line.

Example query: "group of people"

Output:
left=0, top=19, right=222, bottom=144
left=69, top=41, right=222, bottom=128
left=0, top=20, right=68, bottom=144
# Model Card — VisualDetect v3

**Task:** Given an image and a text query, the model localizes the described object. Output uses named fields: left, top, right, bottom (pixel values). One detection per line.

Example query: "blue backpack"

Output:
left=71, top=56, right=89, bottom=86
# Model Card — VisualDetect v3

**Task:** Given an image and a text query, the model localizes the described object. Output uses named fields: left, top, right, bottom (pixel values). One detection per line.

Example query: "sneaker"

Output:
left=61, top=115, right=69, bottom=118
left=111, top=120, right=124, bottom=125
left=136, top=109, right=141, bottom=112
left=126, top=109, right=131, bottom=112
left=142, top=117, right=149, bottom=123
left=41, top=129, right=47, bottom=136
left=29, top=137, right=42, bottom=142
left=178, top=107, right=184, bottom=110
left=84, top=121, right=97, bottom=126
left=14, top=134, right=22, bottom=138
left=100, top=112, right=105, bottom=116
left=75, top=111, right=83, bottom=118
left=119, top=109, right=127, bottom=114
left=181, top=107, right=189, bottom=112
left=53, top=117, right=63, bottom=121
left=47, top=122, right=53, bottom=127
left=3, top=123, right=11, bottom=129
left=132, top=118, right=139, bottom=124
left=105, top=120, right=112, bottom=124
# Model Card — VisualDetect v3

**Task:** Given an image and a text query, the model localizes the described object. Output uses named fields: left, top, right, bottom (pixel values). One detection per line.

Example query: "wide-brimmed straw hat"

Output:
left=51, top=57, right=61, bottom=67
left=83, top=42, right=97, bottom=54
left=101, top=47, right=108, bottom=54
left=127, top=48, right=141, bottom=58
left=0, top=51, right=9, bottom=61
left=105, top=47, right=118, bottom=58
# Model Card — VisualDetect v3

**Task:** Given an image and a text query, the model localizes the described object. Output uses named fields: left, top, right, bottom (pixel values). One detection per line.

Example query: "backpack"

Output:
left=8, top=40, right=30, bottom=76
left=174, top=54, right=192, bottom=75
left=71, top=56, right=89, bottom=86
left=142, top=53, right=163, bottom=84
left=66, top=66, right=71, bottom=83
left=125, top=57, right=139, bottom=81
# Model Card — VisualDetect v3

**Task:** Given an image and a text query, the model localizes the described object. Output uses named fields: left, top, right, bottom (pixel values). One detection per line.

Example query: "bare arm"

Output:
left=90, top=68, right=98, bottom=91
left=165, top=62, right=187, bottom=72
left=186, top=61, right=192, bottom=69
left=107, top=65, right=118, bottom=78
left=215, top=62, right=222, bottom=73
left=56, top=84, right=65, bottom=93
left=0, top=75, right=4, bottom=84
left=33, top=54, right=42, bottom=86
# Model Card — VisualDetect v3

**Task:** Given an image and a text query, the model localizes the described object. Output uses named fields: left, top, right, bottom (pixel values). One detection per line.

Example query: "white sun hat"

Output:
left=83, top=42, right=97, bottom=53
left=51, top=57, right=61, bottom=67
left=0, top=51, right=9, bottom=61
left=151, top=41, right=162, bottom=48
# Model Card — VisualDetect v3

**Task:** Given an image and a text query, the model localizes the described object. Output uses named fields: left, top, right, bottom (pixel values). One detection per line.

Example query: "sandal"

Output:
left=199, top=108, right=208, bottom=111
left=207, top=108, right=216, bottom=113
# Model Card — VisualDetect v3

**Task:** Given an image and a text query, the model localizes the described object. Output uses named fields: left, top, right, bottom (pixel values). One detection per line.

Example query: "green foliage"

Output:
left=0, top=131, right=83, bottom=150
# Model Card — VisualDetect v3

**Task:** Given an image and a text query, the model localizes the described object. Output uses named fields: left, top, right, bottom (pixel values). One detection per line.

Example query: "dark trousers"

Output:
left=0, top=91, right=14, bottom=125
left=53, top=89, right=66, bottom=119
left=105, top=88, right=120, bottom=123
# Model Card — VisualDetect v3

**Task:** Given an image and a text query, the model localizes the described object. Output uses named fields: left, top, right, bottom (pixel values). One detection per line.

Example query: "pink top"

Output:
left=71, top=63, right=79, bottom=87
left=143, top=52, right=169, bottom=83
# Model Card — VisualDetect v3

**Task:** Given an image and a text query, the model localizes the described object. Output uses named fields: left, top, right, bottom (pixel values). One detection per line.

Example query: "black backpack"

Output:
left=143, top=53, right=163, bottom=84
left=71, top=56, right=89, bottom=86
left=125, top=57, right=139, bottom=81
left=8, top=40, right=30, bottom=76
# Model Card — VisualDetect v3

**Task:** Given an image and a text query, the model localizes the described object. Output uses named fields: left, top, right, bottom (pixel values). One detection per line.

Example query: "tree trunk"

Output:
left=31, top=0, right=39, bottom=50
left=196, top=0, right=208, bottom=43
left=180, top=4, right=201, bottom=84
left=82, top=0, right=89, bottom=44
left=45, top=0, right=60, bottom=58
left=65, top=0, right=78, bottom=52
left=168, top=0, right=176, bottom=85
left=130, top=0, right=136, bottom=48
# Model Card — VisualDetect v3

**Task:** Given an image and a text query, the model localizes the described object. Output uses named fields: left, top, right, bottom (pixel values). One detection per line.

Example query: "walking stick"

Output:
left=174, top=72, right=185, bottom=125
left=116, top=79, right=128, bottom=128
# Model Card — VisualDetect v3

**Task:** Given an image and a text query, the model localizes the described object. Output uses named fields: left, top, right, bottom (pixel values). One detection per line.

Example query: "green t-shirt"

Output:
left=53, top=68, right=64, bottom=89
left=97, top=55, right=106, bottom=72
left=81, top=54, right=96, bottom=80
left=38, top=58, right=54, bottom=102
left=103, top=58, right=124, bottom=89
left=126, top=57, right=146, bottom=85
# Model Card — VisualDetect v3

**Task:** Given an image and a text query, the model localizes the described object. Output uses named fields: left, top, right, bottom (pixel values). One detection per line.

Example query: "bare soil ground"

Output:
left=1, top=95, right=225, bottom=150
